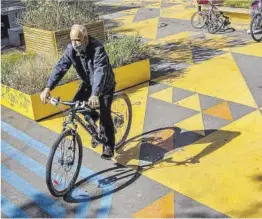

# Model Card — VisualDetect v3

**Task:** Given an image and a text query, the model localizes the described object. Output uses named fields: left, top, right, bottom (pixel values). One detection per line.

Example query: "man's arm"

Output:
left=46, top=47, right=72, bottom=91
left=92, top=46, right=109, bottom=96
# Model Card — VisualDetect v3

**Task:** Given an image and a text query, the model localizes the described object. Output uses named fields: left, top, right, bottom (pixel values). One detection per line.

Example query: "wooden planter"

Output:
left=23, top=20, right=105, bottom=56
left=1, top=59, right=150, bottom=121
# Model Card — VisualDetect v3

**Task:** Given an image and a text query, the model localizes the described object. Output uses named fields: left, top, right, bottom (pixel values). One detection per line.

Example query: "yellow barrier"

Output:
left=1, top=59, right=150, bottom=121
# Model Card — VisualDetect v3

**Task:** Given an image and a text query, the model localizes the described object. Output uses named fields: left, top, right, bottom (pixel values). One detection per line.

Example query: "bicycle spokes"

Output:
left=50, top=135, right=79, bottom=192
left=111, top=100, right=129, bottom=144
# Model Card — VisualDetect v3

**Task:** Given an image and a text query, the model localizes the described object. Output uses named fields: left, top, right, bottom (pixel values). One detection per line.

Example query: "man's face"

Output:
left=70, top=28, right=88, bottom=53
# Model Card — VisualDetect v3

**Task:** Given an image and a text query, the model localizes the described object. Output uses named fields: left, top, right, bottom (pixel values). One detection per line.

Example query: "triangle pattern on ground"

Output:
left=232, top=52, right=262, bottom=108
left=133, top=8, right=160, bottom=22
left=148, top=81, right=171, bottom=95
left=175, top=113, right=205, bottom=136
left=158, top=53, right=257, bottom=108
left=143, top=97, right=198, bottom=133
left=150, top=87, right=173, bottom=103
left=173, top=87, right=195, bottom=103
left=203, top=101, right=233, bottom=121
left=228, top=101, right=257, bottom=120
left=202, top=114, right=231, bottom=136
left=133, top=192, right=174, bottom=218
left=174, top=128, right=204, bottom=148
left=198, top=94, right=224, bottom=111
left=113, top=17, right=159, bottom=40
left=174, top=191, right=229, bottom=218
left=174, top=94, right=201, bottom=112
left=138, top=128, right=175, bottom=166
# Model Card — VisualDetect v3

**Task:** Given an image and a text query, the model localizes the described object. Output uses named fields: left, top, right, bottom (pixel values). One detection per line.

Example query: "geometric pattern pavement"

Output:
left=35, top=0, right=262, bottom=217
left=100, top=0, right=262, bottom=216
left=133, top=191, right=229, bottom=218
left=2, top=0, right=262, bottom=218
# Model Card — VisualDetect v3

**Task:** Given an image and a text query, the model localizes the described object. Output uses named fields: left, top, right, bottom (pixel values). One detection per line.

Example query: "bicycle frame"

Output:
left=202, top=3, right=220, bottom=22
left=62, top=107, right=107, bottom=145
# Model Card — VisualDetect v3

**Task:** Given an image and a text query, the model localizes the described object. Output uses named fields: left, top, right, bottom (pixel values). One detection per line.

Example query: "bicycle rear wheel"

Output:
left=251, top=13, right=262, bottom=42
left=46, top=129, right=83, bottom=197
left=191, top=11, right=208, bottom=29
left=111, top=93, right=132, bottom=150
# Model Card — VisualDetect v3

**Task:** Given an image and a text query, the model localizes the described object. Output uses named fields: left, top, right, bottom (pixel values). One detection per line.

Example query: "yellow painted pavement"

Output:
left=150, top=87, right=173, bottom=103
left=142, top=110, right=262, bottom=217
left=174, top=94, right=201, bottom=111
left=154, top=52, right=258, bottom=108
left=36, top=0, right=262, bottom=217
left=175, top=112, right=206, bottom=136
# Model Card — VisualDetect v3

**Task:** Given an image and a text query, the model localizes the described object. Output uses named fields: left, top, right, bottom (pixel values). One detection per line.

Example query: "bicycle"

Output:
left=250, top=1, right=262, bottom=42
left=191, top=1, right=231, bottom=34
left=45, top=92, right=132, bottom=197
left=191, top=1, right=221, bottom=29
left=208, top=13, right=232, bottom=34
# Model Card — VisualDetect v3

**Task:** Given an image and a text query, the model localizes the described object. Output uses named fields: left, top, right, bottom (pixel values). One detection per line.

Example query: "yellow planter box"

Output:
left=1, top=59, right=150, bottom=121
left=24, top=20, right=106, bottom=57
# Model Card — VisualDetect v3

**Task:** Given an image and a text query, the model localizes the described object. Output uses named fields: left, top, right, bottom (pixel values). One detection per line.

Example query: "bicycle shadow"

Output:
left=63, top=162, right=141, bottom=203
left=115, top=127, right=241, bottom=172
left=63, top=127, right=240, bottom=203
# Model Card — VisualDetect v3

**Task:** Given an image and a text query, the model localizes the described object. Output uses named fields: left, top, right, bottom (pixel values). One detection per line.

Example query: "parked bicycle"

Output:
left=250, top=0, right=262, bottom=42
left=45, top=92, right=132, bottom=197
left=191, top=0, right=232, bottom=34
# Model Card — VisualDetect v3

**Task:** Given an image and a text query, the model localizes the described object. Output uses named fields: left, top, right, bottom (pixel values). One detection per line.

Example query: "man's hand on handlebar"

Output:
left=40, top=88, right=51, bottom=104
left=88, top=95, right=100, bottom=109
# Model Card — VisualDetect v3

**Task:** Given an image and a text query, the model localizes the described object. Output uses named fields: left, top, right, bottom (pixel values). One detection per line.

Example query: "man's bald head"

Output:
left=70, top=24, right=89, bottom=53
left=70, top=24, right=88, bottom=43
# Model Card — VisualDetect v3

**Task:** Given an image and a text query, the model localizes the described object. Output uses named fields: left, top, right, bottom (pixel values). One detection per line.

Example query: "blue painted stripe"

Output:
left=2, top=140, right=45, bottom=176
left=1, top=164, right=65, bottom=218
left=1, top=121, right=49, bottom=156
left=1, top=195, right=30, bottom=218
left=2, top=140, right=89, bottom=218
left=1, top=121, right=113, bottom=218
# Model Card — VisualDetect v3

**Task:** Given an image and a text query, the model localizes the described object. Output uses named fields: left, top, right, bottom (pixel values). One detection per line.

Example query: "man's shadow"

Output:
left=115, top=127, right=241, bottom=172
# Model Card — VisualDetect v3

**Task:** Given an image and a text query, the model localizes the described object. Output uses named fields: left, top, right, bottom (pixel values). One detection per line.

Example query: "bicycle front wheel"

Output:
left=208, top=18, right=223, bottom=34
left=111, top=93, right=132, bottom=150
left=250, top=13, right=262, bottom=42
left=46, top=129, right=83, bottom=197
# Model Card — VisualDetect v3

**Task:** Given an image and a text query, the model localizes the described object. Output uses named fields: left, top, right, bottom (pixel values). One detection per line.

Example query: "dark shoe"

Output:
left=101, top=145, right=114, bottom=160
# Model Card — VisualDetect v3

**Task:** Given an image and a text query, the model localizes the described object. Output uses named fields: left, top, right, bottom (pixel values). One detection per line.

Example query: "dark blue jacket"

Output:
left=47, top=36, right=116, bottom=96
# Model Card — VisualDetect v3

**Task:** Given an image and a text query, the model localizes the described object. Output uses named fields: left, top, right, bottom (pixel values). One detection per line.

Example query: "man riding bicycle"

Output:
left=40, top=24, right=116, bottom=159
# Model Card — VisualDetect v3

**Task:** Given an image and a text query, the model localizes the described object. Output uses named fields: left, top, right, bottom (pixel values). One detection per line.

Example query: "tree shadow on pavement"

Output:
left=96, top=4, right=139, bottom=15
left=228, top=174, right=262, bottom=217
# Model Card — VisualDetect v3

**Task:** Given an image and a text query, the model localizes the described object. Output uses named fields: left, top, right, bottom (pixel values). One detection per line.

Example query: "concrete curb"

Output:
left=219, top=6, right=250, bottom=15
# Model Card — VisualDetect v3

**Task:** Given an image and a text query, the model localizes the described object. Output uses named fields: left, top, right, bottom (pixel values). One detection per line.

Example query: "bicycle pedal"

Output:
left=91, top=138, right=99, bottom=148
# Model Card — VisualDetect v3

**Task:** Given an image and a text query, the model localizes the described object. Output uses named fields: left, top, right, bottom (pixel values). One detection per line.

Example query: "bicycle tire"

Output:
left=250, top=13, right=262, bottom=42
left=112, top=93, right=132, bottom=150
left=46, top=129, right=83, bottom=197
left=208, top=18, right=223, bottom=34
left=191, top=11, right=208, bottom=29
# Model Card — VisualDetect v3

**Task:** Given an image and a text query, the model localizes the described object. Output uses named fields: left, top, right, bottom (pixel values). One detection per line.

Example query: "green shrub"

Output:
left=223, top=0, right=251, bottom=8
left=1, top=51, right=78, bottom=94
left=1, top=35, right=151, bottom=94
left=18, top=0, right=97, bottom=31
left=104, top=34, right=150, bottom=68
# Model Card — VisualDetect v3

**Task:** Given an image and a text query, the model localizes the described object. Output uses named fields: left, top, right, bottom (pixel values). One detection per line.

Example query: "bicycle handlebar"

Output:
left=47, top=96, right=99, bottom=111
